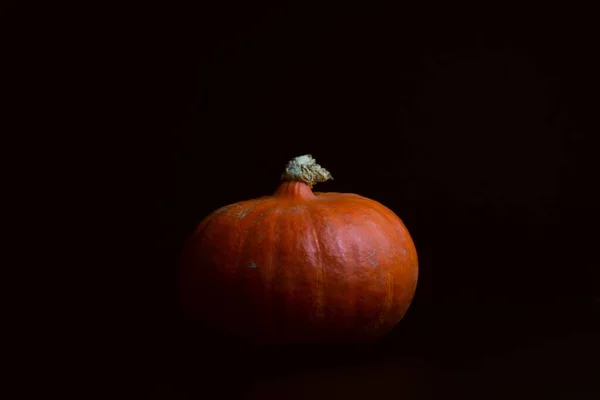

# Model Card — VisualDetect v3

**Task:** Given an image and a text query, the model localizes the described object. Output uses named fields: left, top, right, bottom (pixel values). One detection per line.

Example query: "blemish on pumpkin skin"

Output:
left=366, top=251, right=378, bottom=267
left=213, top=204, right=236, bottom=216
left=365, top=250, right=379, bottom=267
left=237, top=205, right=255, bottom=219
left=249, top=262, right=258, bottom=269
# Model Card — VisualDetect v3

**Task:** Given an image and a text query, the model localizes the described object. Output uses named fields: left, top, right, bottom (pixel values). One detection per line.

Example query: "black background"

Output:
left=84, top=3, right=599, bottom=398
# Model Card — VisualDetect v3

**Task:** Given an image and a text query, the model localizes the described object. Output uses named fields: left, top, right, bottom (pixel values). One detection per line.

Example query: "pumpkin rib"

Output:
left=261, top=202, right=283, bottom=338
left=306, top=208, right=326, bottom=321
left=234, top=203, right=268, bottom=337
left=366, top=204, right=418, bottom=318
left=270, top=204, right=288, bottom=339
left=313, top=206, right=348, bottom=330
left=241, top=200, right=280, bottom=340
left=211, top=211, right=248, bottom=330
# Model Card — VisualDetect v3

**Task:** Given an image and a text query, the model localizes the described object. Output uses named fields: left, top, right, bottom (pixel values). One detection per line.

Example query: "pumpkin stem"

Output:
left=280, top=155, right=333, bottom=188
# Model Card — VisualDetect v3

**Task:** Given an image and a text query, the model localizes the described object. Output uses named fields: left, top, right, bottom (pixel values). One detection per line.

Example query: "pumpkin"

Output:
left=179, top=155, right=418, bottom=344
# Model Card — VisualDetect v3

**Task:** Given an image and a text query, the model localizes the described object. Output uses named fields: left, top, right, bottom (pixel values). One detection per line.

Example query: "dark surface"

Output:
left=93, top=3, right=599, bottom=398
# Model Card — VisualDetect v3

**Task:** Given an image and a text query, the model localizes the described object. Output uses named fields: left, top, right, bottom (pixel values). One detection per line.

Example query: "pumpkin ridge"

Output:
left=306, top=209, right=326, bottom=320
left=260, top=202, right=280, bottom=337
left=270, top=204, right=287, bottom=338
left=321, top=209, right=358, bottom=328
left=233, top=201, right=273, bottom=337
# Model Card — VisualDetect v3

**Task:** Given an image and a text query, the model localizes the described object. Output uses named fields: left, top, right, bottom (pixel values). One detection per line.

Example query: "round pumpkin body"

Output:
left=179, top=156, right=418, bottom=343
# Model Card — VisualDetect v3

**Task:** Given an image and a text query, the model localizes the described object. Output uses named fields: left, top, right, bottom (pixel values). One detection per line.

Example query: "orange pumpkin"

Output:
left=179, top=155, right=418, bottom=343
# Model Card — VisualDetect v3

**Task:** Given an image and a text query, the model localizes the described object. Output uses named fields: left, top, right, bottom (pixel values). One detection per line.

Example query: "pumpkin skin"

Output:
left=179, top=155, right=418, bottom=344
